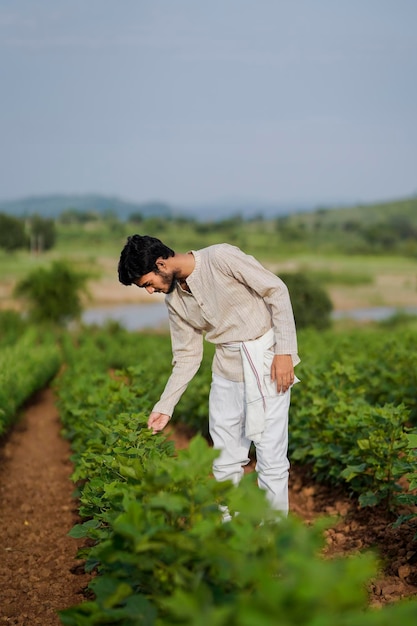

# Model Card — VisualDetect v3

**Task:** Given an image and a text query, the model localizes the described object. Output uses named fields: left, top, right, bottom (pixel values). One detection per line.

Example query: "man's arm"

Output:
left=150, top=301, right=204, bottom=421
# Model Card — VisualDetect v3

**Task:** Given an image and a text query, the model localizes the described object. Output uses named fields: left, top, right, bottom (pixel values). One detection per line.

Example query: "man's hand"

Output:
left=270, top=354, right=294, bottom=393
left=148, top=411, right=171, bottom=433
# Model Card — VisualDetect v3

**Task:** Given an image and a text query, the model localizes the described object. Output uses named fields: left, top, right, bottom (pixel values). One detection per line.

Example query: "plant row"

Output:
left=54, top=324, right=417, bottom=625
left=288, top=326, right=417, bottom=513
left=0, top=327, right=62, bottom=436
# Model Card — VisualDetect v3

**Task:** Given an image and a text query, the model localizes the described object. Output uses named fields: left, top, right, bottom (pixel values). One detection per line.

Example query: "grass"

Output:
left=1, top=220, right=416, bottom=313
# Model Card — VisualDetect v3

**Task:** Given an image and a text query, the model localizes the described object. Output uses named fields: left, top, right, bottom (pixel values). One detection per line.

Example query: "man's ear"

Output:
left=155, top=257, right=166, bottom=270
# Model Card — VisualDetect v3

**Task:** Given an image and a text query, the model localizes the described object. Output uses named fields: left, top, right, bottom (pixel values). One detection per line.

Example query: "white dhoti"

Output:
left=209, top=329, right=298, bottom=515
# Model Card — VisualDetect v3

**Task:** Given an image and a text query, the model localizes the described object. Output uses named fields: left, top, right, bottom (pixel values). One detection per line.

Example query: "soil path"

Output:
left=0, top=388, right=90, bottom=626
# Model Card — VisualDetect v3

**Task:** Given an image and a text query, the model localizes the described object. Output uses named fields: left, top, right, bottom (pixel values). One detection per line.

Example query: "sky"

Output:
left=1, top=0, right=416, bottom=209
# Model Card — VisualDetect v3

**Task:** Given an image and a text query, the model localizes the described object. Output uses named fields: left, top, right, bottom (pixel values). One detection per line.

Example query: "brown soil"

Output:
left=1, top=392, right=417, bottom=625
left=0, top=389, right=90, bottom=625
left=288, top=466, right=417, bottom=607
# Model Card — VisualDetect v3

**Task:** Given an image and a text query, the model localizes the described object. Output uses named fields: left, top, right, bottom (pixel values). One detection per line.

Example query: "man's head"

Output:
left=118, top=234, right=176, bottom=292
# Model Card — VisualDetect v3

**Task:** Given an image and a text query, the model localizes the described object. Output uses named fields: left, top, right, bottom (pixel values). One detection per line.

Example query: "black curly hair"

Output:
left=118, top=235, right=175, bottom=285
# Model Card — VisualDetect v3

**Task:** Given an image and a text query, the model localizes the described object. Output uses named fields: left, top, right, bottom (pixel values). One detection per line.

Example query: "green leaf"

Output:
left=340, top=464, right=367, bottom=482
left=407, top=433, right=417, bottom=449
left=102, top=582, right=133, bottom=610
left=149, top=492, right=189, bottom=513
left=359, top=491, right=380, bottom=507
left=68, top=519, right=101, bottom=538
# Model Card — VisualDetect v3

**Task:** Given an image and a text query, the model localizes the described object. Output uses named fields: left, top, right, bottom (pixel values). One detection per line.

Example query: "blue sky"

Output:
left=1, top=0, right=416, bottom=208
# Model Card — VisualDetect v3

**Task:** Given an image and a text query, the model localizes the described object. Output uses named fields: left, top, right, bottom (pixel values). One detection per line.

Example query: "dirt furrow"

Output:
left=0, top=388, right=90, bottom=625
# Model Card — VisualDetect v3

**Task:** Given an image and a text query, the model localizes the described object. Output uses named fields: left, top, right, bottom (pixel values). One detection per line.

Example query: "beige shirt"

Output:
left=152, top=243, right=300, bottom=417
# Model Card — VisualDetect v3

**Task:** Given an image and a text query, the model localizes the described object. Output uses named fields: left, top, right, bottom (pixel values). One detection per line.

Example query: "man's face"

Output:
left=134, top=268, right=177, bottom=294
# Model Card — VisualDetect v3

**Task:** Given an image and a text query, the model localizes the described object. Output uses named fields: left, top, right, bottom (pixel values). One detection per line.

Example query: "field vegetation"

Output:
left=51, top=322, right=417, bottom=624
left=0, top=195, right=417, bottom=623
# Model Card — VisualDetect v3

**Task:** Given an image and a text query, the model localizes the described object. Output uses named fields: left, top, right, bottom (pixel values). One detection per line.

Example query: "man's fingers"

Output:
left=275, top=375, right=295, bottom=393
left=147, top=412, right=170, bottom=433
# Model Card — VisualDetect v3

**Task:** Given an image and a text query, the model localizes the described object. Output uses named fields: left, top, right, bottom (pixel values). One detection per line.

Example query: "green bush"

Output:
left=279, top=272, right=333, bottom=330
left=13, top=259, right=90, bottom=325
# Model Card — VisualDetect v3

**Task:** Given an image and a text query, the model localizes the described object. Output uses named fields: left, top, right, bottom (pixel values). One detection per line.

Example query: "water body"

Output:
left=333, top=306, right=417, bottom=321
left=82, top=302, right=169, bottom=331
left=82, top=302, right=417, bottom=331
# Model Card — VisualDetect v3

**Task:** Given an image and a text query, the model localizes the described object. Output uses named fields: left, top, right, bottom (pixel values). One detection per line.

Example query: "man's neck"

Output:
left=176, top=251, right=195, bottom=280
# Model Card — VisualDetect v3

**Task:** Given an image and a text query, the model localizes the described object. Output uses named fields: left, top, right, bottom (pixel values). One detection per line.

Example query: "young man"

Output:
left=118, top=234, right=300, bottom=515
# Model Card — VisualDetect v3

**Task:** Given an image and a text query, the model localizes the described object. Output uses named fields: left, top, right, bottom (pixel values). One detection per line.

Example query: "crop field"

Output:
left=2, top=315, right=417, bottom=623
left=55, top=323, right=417, bottom=624
left=1, top=205, right=417, bottom=623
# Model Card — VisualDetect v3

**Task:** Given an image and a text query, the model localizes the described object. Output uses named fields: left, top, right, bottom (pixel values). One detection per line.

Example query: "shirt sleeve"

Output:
left=213, top=244, right=299, bottom=360
left=152, top=302, right=204, bottom=417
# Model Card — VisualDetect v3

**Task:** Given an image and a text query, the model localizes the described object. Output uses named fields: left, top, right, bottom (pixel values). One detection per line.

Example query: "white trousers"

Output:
left=209, top=372, right=291, bottom=515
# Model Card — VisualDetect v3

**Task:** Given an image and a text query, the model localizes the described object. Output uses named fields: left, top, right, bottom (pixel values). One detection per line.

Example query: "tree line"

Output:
left=0, top=213, right=56, bottom=252
left=1, top=196, right=417, bottom=256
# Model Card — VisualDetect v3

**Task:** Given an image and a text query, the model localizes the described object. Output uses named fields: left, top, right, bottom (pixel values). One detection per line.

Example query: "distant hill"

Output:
left=0, top=194, right=174, bottom=221
left=0, top=192, right=415, bottom=223
left=0, top=192, right=337, bottom=221
left=286, top=195, right=417, bottom=228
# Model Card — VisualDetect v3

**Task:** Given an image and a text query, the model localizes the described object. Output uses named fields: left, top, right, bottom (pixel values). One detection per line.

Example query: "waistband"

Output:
left=222, top=327, right=275, bottom=353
